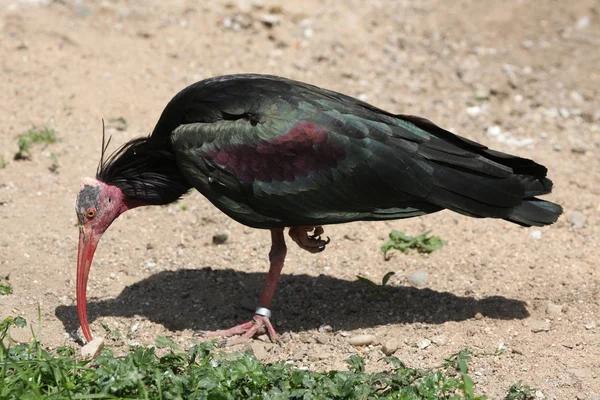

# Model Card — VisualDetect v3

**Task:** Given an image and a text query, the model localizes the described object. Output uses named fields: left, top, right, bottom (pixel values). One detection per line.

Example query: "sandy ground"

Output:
left=1, top=0, right=599, bottom=397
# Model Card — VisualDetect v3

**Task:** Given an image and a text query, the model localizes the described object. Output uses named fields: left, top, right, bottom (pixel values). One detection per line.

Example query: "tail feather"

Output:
left=506, top=199, right=563, bottom=227
left=397, top=114, right=563, bottom=227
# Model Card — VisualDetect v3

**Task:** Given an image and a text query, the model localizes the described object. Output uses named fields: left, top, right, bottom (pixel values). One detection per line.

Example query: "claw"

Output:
left=289, top=226, right=331, bottom=253
left=199, top=314, right=280, bottom=347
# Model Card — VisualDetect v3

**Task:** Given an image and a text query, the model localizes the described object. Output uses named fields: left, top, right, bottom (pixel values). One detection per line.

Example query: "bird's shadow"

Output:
left=55, top=267, right=528, bottom=335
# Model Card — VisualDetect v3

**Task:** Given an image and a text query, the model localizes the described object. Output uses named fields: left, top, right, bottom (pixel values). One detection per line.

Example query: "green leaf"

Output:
left=14, top=316, right=26, bottom=328
left=381, top=271, right=395, bottom=286
left=155, top=336, right=180, bottom=350
left=381, top=230, right=446, bottom=257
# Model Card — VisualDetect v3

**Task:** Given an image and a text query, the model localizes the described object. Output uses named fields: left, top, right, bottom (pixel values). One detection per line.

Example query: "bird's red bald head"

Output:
left=75, top=177, right=127, bottom=236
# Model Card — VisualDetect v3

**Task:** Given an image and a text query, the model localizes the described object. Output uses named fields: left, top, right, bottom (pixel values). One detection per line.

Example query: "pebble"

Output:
left=545, top=303, right=563, bottom=317
left=316, top=334, right=328, bottom=345
left=407, top=270, right=428, bottom=287
left=529, top=230, right=542, bottom=240
left=212, top=233, right=229, bottom=244
left=244, top=342, right=267, bottom=361
left=430, top=334, right=447, bottom=345
left=567, top=211, right=586, bottom=229
left=474, top=312, right=484, bottom=320
left=381, top=338, right=399, bottom=356
left=81, top=337, right=104, bottom=358
left=569, top=136, right=587, bottom=154
left=530, top=319, right=550, bottom=333
left=416, top=338, right=431, bottom=349
left=567, top=368, right=589, bottom=379
left=348, top=334, right=376, bottom=346
left=318, top=324, right=333, bottom=333
left=584, top=322, right=596, bottom=330
left=466, top=106, right=481, bottom=117
left=309, top=351, right=330, bottom=361
left=261, top=13, right=280, bottom=28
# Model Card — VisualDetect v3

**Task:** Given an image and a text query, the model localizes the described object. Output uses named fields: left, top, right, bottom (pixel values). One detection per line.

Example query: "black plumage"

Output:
left=113, top=74, right=560, bottom=229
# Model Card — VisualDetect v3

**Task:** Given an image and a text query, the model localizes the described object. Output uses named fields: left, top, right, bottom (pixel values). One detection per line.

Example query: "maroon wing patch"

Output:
left=206, top=121, right=346, bottom=184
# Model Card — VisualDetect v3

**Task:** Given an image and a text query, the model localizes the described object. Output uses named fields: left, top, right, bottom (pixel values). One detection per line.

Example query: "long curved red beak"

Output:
left=76, top=228, right=100, bottom=342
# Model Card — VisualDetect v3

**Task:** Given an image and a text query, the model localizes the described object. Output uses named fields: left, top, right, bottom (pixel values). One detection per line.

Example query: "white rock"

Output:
left=530, top=319, right=550, bottom=333
left=81, top=337, right=105, bottom=358
left=407, top=270, right=428, bottom=287
left=381, top=339, right=399, bottom=356
left=466, top=106, right=481, bottom=117
left=348, top=334, right=376, bottom=346
left=529, top=230, right=542, bottom=240
left=244, top=342, right=267, bottom=361
left=567, top=211, right=586, bottom=229
left=416, top=338, right=431, bottom=349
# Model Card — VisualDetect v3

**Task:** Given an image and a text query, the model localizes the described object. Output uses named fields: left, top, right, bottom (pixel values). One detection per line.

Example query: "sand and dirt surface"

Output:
left=1, top=0, right=599, bottom=397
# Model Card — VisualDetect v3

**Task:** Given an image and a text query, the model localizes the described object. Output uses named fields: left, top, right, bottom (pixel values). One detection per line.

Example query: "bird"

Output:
left=75, top=74, right=562, bottom=346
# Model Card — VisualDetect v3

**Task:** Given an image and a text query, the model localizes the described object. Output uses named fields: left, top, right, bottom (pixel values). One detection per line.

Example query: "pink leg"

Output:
left=200, top=228, right=287, bottom=346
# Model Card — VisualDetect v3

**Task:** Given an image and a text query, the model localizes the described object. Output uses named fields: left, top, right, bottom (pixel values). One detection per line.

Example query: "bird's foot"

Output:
left=289, top=226, right=330, bottom=253
left=197, top=311, right=282, bottom=347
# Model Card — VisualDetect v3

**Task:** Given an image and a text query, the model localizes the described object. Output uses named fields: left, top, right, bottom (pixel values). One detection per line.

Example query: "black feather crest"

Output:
left=96, top=132, right=192, bottom=205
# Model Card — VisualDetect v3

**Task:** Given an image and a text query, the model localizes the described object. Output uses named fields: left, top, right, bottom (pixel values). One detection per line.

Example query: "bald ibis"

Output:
left=75, top=74, right=562, bottom=345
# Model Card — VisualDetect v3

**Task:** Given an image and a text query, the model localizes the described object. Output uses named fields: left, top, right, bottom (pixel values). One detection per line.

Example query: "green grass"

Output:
left=0, top=275, right=12, bottom=295
left=356, top=271, right=396, bottom=300
left=0, top=316, right=508, bottom=399
left=381, top=230, right=446, bottom=259
left=14, top=126, right=58, bottom=161
left=0, top=156, right=7, bottom=169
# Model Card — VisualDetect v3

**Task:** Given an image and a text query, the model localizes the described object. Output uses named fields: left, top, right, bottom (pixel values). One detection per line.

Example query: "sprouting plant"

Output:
left=381, top=230, right=445, bottom=259
left=14, top=126, right=58, bottom=160
left=506, top=382, right=537, bottom=400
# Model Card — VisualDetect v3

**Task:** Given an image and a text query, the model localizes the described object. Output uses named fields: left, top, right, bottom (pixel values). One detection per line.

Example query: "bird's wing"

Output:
left=167, top=75, right=540, bottom=228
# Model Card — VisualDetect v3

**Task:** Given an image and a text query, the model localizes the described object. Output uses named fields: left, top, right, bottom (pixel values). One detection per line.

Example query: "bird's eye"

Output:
left=86, top=208, right=96, bottom=219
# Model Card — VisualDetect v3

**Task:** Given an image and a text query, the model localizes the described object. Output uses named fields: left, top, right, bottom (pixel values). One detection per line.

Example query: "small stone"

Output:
left=474, top=312, right=484, bottom=320
left=348, top=334, right=376, bottom=346
left=316, top=334, right=328, bottom=344
left=144, top=259, right=157, bottom=271
left=244, top=342, right=267, bottom=361
left=381, top=339, right=399, bottom=356
left=545, top=303, right=563, bottom=317
left=81, top=337, right=105, bottom=358
left=212, top=233, right=229, bottom=244
left=430, top=335, right=447, bottom=345
left=529, top=230, right=542, bottom=240
left=569, top=137, right=587, bottom=154
left=292, top=350, right=307, bottom=360
left=535, top=390, right=546, bottom=399
left=416, top=338, right=431, bottom=349
left=567, top=368, right=589, bottom=379
left=466, top=106, right=482, bottom=117
left=584, top=322, right=597, bottom=330
left=530, top=319, right=550, bottom=332
left=261, top=13, right=280, bottom=28
left=570, top=90, right=584, bottom=103
left=407, top=270, right=428, bottom=287
left=318, top=324, right=333, bottom=333
left=576, top=16, right=590, bottom=30
left=567, top=211, right=586, bottom=229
